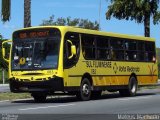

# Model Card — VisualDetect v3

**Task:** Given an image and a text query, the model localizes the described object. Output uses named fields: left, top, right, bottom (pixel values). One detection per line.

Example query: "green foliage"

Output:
left=158, top=62, right=160, bottom=79
left=106, top=0, right=160, bottom=37
left=40, top=15, right=100, bottom=30
left=157, top=48, right=160, bottom=78
left=1, top=0, right=11, bottom=22
left=0, top=39, right=10, bottom=70
left=107, top=0, right=160, bottom=23
left=0, top=92, right=31, bottom=101
left=1, top=0, right=31, bottom=27
left=156, top=48, right=160, bottom=61
left=0, top=34, right=2, bottom=39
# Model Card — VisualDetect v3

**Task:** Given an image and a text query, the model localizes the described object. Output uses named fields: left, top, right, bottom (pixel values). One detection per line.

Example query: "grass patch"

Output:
left=0, top=92, right=31, bottom=101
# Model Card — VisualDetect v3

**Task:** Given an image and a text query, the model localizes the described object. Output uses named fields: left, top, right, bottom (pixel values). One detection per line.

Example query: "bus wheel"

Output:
left=77, top=78, right=91, bottom=101
left=31, top=93, right=47, bottom=103
left=119, top=76, right=137, bottom=97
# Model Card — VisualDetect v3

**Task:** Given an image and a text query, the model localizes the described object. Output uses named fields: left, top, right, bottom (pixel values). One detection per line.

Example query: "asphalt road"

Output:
left=0, top=89, right=160, bottom=120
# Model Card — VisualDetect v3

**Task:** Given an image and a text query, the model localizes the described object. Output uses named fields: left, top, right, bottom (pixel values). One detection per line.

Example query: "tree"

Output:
left=41, top=15, right=99, bottom=30
left=0, top=33, right=2, bottom=40
left=0, top=33, right=2, bottom=48
left=1, top=0, right=31, bottom=27
left=1, top=0, right=11, bottom=22
left=24, top=0, right=31, bottom=27
left=106, top=0, right=160, bottom=37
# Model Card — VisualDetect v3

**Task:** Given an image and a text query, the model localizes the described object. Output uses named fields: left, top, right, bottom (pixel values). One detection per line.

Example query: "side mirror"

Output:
left=2, top=48, right=6, bottom=60
left=2, top=40, right=12, bottom=63
left=67, top=40, right=77, bottom=59
left=71, top=45, right=76, bottom=55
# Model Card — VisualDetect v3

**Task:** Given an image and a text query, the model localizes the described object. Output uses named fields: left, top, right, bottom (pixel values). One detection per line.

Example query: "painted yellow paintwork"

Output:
left=5, top=26, right=158, bottom=88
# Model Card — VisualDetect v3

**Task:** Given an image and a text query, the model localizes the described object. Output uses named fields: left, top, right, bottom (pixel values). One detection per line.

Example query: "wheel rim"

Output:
left=131, top=80, right=137, bottom=93
left=82, top=83, right=90, bottom=96
left=131, top=84, right=136, bottom=93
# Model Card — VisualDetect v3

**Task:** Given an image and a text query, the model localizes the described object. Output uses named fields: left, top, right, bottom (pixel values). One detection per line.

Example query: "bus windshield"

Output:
left=11, top=29, right=61, bottom=70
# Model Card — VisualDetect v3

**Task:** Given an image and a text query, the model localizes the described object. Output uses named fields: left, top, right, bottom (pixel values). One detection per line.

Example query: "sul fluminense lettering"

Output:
left=84, top=61, right=112, bottom=68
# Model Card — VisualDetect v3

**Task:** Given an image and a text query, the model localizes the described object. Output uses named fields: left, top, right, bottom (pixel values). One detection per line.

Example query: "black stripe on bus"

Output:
left=68, top=75, right=157, bottom=77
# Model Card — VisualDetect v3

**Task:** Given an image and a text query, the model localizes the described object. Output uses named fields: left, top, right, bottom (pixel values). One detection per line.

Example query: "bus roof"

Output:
left=13, top=26, right=155, bottom=42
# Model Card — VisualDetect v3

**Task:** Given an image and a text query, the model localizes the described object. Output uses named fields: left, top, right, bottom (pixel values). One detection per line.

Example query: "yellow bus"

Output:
left=2, top=26, right=158, bottom=102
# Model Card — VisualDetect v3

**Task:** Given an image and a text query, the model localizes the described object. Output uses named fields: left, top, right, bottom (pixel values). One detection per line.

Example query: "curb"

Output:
left=0, top=84, right=9, bottom=87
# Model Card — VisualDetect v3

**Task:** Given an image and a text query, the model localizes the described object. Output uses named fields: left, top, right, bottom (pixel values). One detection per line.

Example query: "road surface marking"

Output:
left=19, top=104, right=75, bottom=111
left=118, top=96, right=152, bottom=101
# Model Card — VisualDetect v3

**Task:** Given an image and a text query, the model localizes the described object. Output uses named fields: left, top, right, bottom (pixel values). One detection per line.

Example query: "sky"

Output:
left=0, top=0, right=160, bottom=47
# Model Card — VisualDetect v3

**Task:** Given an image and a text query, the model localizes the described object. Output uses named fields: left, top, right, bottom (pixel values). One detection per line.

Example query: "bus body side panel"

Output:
left=63, top=59, right=158, bottom=91
left=62, top=29, right=158, bottom=92
left=63, top=51, right=84, bottom=90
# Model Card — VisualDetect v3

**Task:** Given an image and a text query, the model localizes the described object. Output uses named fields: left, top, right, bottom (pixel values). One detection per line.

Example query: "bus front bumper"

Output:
left=9, top=77, right=64, bottom=93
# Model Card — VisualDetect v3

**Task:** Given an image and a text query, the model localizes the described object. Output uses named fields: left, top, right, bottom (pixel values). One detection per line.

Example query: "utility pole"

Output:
left=98, top=0, right=102, bottom=30
left=2, top=68, right=5, bottom=84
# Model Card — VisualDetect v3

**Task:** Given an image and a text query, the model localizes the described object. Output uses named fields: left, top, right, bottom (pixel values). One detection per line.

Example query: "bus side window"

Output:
left=145, top=52, right=149, bottom=61
left=96, top=36, right=109, bottom=60
left=110, top=38, right=126, bottom=61
left=82, top=34, right=96, bottom=59
left=125, top=52, right=129, bottom=60
left=145, top=42, right=156, bottom=62
left=110, top=46, right=116, bottom=60
left=137, top=41, right=145, bottom=61
left=106, top=50, right=111, bottom=60
left=125, top=41, right=129, bottom=50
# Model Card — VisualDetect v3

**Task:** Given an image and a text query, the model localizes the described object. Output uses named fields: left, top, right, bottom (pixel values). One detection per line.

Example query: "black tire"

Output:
left=76, top=78, right=91, bottom=101
left=119, top=76, right=138, bottom=97
left=31, top=93, right=47, bottom=103
left=9, top=80, right=15, bottom=92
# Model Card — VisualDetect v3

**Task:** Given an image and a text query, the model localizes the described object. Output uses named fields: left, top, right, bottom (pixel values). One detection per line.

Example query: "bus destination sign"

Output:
left=13, top=28, right=56, bottom=39
left=19, top=31, right=50, bottom=39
